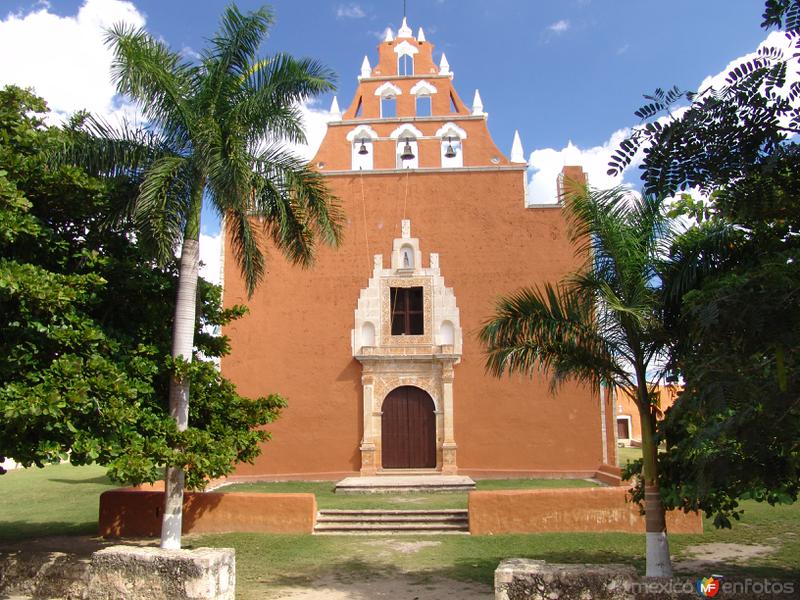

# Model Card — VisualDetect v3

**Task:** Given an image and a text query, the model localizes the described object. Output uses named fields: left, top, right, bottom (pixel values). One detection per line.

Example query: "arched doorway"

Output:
left=381, top=386, right=436, bottom=469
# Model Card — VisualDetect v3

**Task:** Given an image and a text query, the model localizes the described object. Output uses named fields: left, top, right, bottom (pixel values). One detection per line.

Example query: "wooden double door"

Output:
left=381, top=386, right=436, bottom=469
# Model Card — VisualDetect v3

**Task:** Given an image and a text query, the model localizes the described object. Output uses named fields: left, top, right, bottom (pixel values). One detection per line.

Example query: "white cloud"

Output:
left=697, top=30, right=797, bottom=97
left=290, top=100, right=335, bottom=161
left=0, top=0, right=146, bottom=124
left=526, top=128, right=634, bottom=204
left=547, top=19, right=570, bottom=34
left=336, top=3, right=366, bottom=19
left=199, top=232, right=222, bottom=286
left=526, top=30, right=800, bottom=204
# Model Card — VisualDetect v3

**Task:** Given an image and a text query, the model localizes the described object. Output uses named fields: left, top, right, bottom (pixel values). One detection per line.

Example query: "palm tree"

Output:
left=68, top=5, right=343, bottom=549
left=479, top=186, right=675, bottom=577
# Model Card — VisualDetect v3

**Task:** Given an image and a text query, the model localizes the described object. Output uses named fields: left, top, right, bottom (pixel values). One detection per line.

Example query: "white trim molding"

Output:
left=374, top=81, right=402, bottom=97
left=435, top=122, right=468, bottom=140
left=346, top=124, right=379, bottom=142
left=410, top=80, right=438, bottom=96
left=389, top=123, right=424, bottom=139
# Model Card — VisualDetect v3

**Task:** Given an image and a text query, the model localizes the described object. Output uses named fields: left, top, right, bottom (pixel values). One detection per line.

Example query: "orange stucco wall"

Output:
left=223, top=168, right=611, bottom=480
left=98, top=489, right=316, bottom=537
left=468, top=488, right=703, bottom=535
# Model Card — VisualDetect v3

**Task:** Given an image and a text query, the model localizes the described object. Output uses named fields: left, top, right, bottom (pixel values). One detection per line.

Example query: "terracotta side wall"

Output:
left=98, top=490, right=316, bottom=537
left=468, top=488, right=703, bottom=535
left=614, top=386, right=680, bottom=443
left=223, top=169, right=610, bottom=479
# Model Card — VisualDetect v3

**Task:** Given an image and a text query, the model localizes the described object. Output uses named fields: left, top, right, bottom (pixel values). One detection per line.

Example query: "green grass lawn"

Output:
left=0, top=463, right=116, bottom=541
left=221, top=477, right=598, bottom=510
left=617, top=446, right=642, bottom=467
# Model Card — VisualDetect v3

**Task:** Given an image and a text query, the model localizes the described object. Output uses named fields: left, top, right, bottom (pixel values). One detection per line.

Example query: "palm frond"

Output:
left=57, top=115, right=167, bottom=178
left=480, top=284, right=635, bottom=391
left=202, top=4, right=273, bottom=107
left=105, top=22, right=194, bottom=147
left=231, top=54, right=336, bottom=144
left=225, top=205, right=265, bottom=297
left=133, top=155, right=193, bottom=262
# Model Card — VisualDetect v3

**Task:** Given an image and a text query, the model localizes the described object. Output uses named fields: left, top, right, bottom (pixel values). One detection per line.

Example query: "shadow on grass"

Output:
left=0, top=521, right=98, bottom=544
left=48, top=476, right=112, bottom=485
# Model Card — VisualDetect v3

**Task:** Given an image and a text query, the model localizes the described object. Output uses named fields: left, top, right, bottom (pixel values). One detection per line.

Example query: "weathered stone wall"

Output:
left=495, top=559, right=796, bottom=600
left=0, top=546, right=235, bottom=600
left=87, top=546, right=234, bottom=600
left=469, top=487, right=703, bottom=535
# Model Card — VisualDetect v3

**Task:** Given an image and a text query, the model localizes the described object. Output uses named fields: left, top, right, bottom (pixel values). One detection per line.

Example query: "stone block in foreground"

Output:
left=495, top=559, right=636, bottom=600
left=87, top=546, right=234, bottom=600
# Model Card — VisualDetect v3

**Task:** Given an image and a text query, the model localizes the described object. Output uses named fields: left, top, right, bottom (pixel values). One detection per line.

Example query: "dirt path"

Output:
left=258, top=574, right=493, bottom=600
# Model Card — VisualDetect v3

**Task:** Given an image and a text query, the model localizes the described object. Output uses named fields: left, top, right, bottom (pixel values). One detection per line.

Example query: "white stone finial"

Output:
left=401, top=219, right=411, bottom=239
left=329, top=96, right=341, bottom=120
left=384, top=27, right=394, bottom=42
left=511, top=130, right=526, bottom=164
left=430, top=253, right=439, bottom=270
left=398, top=17, right=413, bottom=38
left=439, top=53, right=450, bottom=75
left=417, top=27, right=426, bottom=42
left=373, top=254, right=383, bottom=270
left=360, top=56, right=372, bottom=79
left=472, top=89, right=484, bottom=115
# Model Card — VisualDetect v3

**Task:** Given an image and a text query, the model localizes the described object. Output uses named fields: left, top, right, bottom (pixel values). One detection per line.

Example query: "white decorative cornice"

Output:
left=345, top=124, right=379, bottom=142
left=374, top=81, right=402, bottom=97
left=435, top=122, right=468, bottom=140
left=394, top=40, right=419, bottom=56
left=389, top=123, right=424, bottom=139
left=410, top=80, right=438, bottom=96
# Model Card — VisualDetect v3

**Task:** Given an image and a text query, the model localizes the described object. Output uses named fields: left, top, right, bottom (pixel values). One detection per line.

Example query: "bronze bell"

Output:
left=400, top=138, right=415, bottom=161
left=444, top=136, right=457, bottom=159
left=358, top=140, right=368, bottom=155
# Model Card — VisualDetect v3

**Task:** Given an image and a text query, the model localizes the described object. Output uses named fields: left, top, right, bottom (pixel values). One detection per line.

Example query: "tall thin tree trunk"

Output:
left=160, top=236, right=200, bottom=550
left=638, top=383, right=672, bottom=577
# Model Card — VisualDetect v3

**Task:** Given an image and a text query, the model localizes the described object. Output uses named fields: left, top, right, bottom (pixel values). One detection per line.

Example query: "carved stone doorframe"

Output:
left=358, top=356, right=458, bottom=475
left=351, top=220, right=462, bottom=475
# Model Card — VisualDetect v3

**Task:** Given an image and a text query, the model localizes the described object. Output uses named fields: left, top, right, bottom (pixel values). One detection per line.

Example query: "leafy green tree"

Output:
left=480, top=187, right=677, bottom=577
left=610, top=0, right=800, bottom=526
left=0, top=85, right=284, bottom=488
left=65, top=5, right=343, bottom=548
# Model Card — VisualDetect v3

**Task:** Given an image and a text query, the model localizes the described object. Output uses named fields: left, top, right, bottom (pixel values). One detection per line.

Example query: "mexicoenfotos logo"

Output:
left=696, top=575, right=723, bottom=597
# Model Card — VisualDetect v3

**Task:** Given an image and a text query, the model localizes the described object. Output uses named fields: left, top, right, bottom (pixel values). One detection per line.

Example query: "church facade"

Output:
left=222, top=19, right=619, bottom=481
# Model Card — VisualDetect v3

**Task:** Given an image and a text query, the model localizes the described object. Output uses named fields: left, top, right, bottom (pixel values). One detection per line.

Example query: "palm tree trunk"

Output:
left=160, top=235, right=199, bottom=550
left=638, top=385, right=672, bottom=577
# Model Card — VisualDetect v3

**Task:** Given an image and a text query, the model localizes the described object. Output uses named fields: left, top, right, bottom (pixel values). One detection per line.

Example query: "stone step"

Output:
left=317, top=515, right=468, bottom=523
left=334, top=475, right=476, bottom=495
left=318, top=509, right=468, bottom=515
left=313, top=509, right=470, bottom=535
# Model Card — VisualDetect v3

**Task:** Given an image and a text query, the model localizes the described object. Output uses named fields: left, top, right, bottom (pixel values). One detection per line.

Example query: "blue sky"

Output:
left=0, top=0, right=780, bottom=277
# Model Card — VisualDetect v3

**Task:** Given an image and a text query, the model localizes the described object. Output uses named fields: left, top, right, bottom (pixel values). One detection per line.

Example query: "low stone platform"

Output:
left=335, top=475, right=476, bottom=494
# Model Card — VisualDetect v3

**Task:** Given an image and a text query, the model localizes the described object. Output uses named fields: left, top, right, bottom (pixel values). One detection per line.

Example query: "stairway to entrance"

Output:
left=313, top=509, right=469, bottom=535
